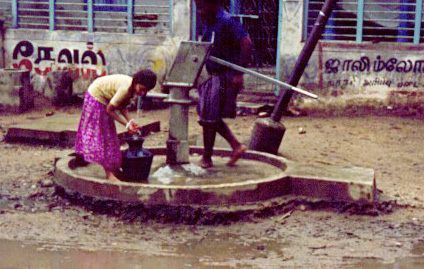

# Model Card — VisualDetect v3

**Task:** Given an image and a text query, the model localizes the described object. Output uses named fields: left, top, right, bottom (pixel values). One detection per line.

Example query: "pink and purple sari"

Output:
left=75, top=93, right=122, bottom=172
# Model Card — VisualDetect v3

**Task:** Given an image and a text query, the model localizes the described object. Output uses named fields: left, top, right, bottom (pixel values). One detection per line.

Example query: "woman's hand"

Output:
left=126, top=119, right=140, bottom=134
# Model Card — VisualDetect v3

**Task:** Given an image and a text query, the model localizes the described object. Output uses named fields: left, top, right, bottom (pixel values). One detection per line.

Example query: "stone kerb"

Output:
left=54, top=147, right=376, bottom=207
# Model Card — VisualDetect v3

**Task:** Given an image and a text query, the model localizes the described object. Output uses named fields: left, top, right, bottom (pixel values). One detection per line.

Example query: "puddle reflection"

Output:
left=351, top=243, right=424, bottom=269
left=354, top=257, right=424, bottom=269
left=0, top=239, right=214, bottom=269
left=1, top=239, right=423, bottom=268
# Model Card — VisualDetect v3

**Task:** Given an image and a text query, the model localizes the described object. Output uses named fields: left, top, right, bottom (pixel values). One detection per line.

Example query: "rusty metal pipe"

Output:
left=209, top=56, right=318, bottom=99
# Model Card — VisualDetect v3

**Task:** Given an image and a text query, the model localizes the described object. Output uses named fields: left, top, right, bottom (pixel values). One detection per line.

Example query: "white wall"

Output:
left=279, top=0, right=424, bottom=110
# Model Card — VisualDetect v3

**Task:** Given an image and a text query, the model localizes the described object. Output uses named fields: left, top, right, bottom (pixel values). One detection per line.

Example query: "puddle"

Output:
left=0, top=239, right=214, bottom=269
left=0, top=233, right=288, bottom=269
left=1, top=237, right=421, bottom=268
left=353, top=257, right=424, bottom=268
left=411, top=242, right=424, bottom=256
left=350, top=243, right=424, bottom=268
left=175, top=231, right=289, bottom=264
left=148, top=156, right=284, bottom=186
left=73, top=155, right=284, bottom=186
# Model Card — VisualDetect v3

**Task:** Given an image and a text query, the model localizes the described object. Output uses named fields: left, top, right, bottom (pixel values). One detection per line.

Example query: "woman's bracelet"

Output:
left=125, top=119, right=134, bottom=129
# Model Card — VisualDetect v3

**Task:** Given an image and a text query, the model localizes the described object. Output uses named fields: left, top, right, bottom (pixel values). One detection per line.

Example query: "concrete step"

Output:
left=5, top=112, right=160, bottom=147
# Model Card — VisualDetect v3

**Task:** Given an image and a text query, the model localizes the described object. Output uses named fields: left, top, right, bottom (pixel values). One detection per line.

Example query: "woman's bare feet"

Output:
left=105, top=171, right=121, bottom=182
left=227, top=144, right=247, bottom=167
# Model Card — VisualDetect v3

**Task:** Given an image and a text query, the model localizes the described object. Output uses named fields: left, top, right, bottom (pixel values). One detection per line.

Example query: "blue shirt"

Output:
left=201, top=8, right=249, bottom=74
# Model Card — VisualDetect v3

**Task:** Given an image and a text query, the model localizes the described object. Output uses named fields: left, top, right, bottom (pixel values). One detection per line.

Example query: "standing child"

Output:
left=195, top=0, right=253, bottom=168
left=75, top=69, right=157, bottom=181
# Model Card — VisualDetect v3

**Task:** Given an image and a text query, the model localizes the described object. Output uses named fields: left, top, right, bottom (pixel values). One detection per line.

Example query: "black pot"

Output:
left=121, top=135, right=153, bottom=182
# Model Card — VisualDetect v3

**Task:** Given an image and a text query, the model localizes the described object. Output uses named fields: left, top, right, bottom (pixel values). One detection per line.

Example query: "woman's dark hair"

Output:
left=120, top=69, right=157, bottom=108
left=132, top=69, right=157, bottom=90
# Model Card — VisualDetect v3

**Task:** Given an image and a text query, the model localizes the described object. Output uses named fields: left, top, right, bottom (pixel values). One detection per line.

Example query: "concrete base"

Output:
left=166, top=139, right=190, bottom=164
left=54, top=147, right=376, bottom=207
left=5, top=113, right=160, bottom=147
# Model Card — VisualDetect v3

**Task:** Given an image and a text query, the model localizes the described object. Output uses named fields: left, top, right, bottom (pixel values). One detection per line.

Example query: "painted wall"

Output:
left=3, top=0, right=190, bottom=99
left=279, top=0, right=424, bottom=111
left=2, top=0, right=424, bottom=111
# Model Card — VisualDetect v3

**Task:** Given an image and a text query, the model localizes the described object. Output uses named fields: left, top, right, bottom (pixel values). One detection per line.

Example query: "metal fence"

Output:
left=0, top=0, right=172, bottom=35
left=305, top=0, right=424, bottom=44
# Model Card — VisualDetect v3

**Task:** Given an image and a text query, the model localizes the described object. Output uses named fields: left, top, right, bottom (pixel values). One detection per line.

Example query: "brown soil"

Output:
left=0, top=100, right=423, bottom=268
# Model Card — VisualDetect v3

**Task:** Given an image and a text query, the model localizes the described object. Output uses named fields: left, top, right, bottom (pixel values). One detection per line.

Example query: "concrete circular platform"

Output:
left=54, top=147, right=292, bottom=206
left=54, top=146, right=377, bottom=208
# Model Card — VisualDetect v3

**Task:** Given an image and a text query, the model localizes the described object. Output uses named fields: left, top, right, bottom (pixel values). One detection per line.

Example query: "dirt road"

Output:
left=0, top=102, right=423, bottom=268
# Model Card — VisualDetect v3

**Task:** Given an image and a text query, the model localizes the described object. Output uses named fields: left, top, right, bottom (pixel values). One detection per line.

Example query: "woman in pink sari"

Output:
left=75, top=69, right=157, bottom=181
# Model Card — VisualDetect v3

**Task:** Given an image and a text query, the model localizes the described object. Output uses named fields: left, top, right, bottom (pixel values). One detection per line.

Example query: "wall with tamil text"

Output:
left=280, top=0, right=424, bottom=111
left=3, top=0, right=189, bottom=99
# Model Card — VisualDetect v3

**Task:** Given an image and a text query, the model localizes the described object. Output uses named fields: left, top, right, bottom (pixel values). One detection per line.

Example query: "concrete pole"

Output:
left=249, top=0, right=338, bottom=155
left=166, top=86, right=192, bottom=164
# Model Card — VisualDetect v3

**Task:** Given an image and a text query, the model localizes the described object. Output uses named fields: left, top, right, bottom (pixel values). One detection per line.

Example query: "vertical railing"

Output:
left=169, top=0, right=174, bottom=35
left=302, top=0, right=309, bottom=41
left=230, top=0, right=240, bottom=15
left=414, top=0, right=423, bottom=44
left=397, top=0, right=413, bottom=42
left=191, top=0, right=196, bottom=40
left=88, top=0, right=94, bottom=32
left=49, top=0, right=56, bottom=30
left=274, top=0, right=283, bottom=95
left=12, top=0, right=18, bottom=28
left=355, top=0, right=365, bottom=42
left=323, top=8, right=335, bottom=40
left=230, top=0, right=243, bottom=24
left=127, top=0, right=134, bottom=33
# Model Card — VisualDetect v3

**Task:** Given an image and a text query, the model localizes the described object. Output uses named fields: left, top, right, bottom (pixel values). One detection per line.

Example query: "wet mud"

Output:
left=1, top=105, right=424, bottom=268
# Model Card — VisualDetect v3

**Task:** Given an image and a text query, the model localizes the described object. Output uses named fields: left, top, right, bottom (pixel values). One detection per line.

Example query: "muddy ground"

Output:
left=0, top=98, right=423, bottom=268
